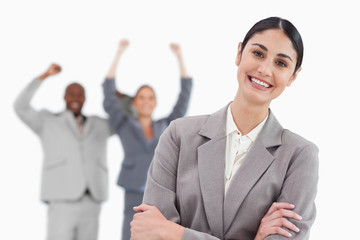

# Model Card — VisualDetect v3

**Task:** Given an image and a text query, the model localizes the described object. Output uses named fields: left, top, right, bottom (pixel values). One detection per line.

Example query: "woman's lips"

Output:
left=248, top=76, right=272, bottom=90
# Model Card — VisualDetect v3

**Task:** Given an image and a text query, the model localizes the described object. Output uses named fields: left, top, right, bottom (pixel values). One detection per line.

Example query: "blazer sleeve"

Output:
left=101, top=117, right=116, bottom=137
left=13, top=78, right=49, bottom=135
left=163, top=77, right=192, bottom=124
left=265, top=139, right=319, bottom=240
left=103, top=78, right=129, bottom=132
left=143, top=121, right=220, bottom=240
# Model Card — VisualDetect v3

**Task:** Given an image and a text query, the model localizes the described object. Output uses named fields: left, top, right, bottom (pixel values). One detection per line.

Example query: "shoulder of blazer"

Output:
left=260, top=111, right=318, bottom=154
left=86, top=115, right=108, bottom=123
left=36, top=109, right=62, bottom=120
left=281, top=129, right=319, bottom=151
left=171, top=114, right=210, bottom=128
left=170, top=114, right=210, bottom=136
left=56, top=110, right=72, bottom=118
left=170, top=104, right=229, bottom=140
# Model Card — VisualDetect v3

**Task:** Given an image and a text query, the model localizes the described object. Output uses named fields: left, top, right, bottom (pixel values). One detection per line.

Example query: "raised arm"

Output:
left=106, top=39, right=129, bottom=79
left=170, top=43, right=189, bottom=79
left=14, top=64, right=61, bottom=134
left=163, top=44, right=193, bottom=124
left=103, top=40, right=131, bottom=131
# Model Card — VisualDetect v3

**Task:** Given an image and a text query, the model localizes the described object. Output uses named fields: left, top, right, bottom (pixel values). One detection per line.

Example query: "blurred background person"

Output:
left=103, top=39, right=193, bottom=240
left=14, top=64, right=113, bottom=240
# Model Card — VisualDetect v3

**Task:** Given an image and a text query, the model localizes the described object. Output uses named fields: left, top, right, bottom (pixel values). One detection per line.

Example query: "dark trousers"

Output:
left=122, top=191, right=144, bottom=240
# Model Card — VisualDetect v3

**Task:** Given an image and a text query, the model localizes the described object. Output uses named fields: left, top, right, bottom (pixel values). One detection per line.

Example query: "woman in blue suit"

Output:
left=103, top=40, right=193, bottom=240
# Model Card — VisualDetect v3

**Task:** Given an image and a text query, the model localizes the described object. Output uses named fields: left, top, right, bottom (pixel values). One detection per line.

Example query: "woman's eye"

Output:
left=276, top=61, right=287, bottom=68
left=253, top=51, right=263, bottom=58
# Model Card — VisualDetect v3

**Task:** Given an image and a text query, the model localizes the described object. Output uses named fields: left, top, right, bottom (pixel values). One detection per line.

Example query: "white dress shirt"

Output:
left=75, top=114, right=85, bottom=135
left=224, top=106, right=268, bottom=194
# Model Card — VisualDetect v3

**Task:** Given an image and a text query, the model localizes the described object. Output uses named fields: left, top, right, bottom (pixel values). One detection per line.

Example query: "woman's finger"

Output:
left=270, top=217, right=300, bottom=233
left=133, top=203, right=154, bottom=212
left=265, top=202, right=295, bottom=216
left=268, top=226, right=293, bottom=238
left=265, top=208, right=302, bottom=222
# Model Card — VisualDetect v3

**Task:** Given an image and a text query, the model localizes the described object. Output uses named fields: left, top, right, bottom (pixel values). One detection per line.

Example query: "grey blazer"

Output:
left=103, top=77, right=192, bottom=191
left=143, top=104, right=319, bottom=240
left=14, top=79, right=113, bottom=202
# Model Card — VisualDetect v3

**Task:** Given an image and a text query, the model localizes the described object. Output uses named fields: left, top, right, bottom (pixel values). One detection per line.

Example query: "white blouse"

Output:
left=224, top=106, right=268, bottom=194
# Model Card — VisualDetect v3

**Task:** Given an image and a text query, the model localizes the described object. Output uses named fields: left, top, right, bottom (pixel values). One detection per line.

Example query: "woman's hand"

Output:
left=131, top=204, right=184, bottom=240
left=117, top=39, right=130, bottom=54
left=170, top=43, right=182, bottom=58
left=169, top=43, right=189, bottom=78
left=254, top=202, right=302, bottom=240
left=106, top=39, right=129, bottom=79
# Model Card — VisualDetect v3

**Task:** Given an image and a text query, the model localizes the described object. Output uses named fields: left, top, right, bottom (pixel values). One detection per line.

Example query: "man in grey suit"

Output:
left=14, top=63, right=113, bottom=240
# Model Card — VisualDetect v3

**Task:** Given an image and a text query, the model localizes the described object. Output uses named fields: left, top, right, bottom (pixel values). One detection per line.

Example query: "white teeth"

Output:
left=142, top=105, right=151, bottom=110
left=70, top=102, right=81, bottom=108
left=250, top=77, right=270, bottom=88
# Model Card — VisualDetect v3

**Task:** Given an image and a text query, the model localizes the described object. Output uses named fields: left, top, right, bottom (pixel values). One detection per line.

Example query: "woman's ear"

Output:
left=235, top=42, right=242, bottom=66
left=287, top=67, right=302, bottom=87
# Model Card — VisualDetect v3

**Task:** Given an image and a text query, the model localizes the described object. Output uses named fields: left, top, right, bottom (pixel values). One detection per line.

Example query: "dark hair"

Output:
left=241, top=17, right=303, bottom=73
left=133, top=85, right=156, bottom=100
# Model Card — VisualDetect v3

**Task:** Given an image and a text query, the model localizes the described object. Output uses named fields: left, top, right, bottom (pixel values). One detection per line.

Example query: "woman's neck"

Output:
left=231, top=96, right=269, bottom=135
left=137, top=115, right=152, bottom=126
left=137, top=115, right=154, bottom=140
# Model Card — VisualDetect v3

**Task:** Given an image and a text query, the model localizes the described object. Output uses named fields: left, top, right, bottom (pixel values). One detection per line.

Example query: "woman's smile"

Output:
left=248, top=75, right=273, bottom=90
left=235, top=29, right=299, bottom=106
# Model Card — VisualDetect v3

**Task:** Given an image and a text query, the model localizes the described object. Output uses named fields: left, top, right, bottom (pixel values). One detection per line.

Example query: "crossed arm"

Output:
left=130, top=123, right=311, bottom=240
left=131, top=202, right=301, bottom=240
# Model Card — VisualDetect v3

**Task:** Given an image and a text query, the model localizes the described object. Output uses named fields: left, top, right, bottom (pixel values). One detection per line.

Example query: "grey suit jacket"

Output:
left=103, top=77, right=192, bottom=191
left=14, top=79, right=113, bottom=202
left=143, top=104, right=319, bottom=240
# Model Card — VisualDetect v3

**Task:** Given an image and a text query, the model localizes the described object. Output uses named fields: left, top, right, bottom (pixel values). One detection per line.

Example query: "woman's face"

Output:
left=235, top=29, right=301, bottom=107
left=132, top=87, right=157, bottom=118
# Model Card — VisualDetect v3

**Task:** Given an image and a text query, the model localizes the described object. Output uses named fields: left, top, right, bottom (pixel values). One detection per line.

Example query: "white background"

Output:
left=1, top=0, right=359, bottom=239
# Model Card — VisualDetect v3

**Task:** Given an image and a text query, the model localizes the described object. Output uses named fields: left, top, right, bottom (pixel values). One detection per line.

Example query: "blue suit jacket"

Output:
left=103, top=78, right=192, bottom=191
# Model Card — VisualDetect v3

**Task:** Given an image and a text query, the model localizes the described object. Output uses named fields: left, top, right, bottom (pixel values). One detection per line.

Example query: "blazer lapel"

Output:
left=223, top=110, right=283, bottom=233
left=197, top=105, right=229, bottom=239
left=62, top=110, right=79, bottom=137
left=131, top=118, right=153, bottom=148
left=82, top=116, right=91, bottom=139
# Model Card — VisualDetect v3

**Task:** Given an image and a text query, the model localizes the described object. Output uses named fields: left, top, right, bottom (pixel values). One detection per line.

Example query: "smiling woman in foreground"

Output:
left=130, top=17, right=319, bottom=240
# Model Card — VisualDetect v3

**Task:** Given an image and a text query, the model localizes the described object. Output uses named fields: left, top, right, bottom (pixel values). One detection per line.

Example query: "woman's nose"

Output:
left=258, top=60, right=272, bottom=77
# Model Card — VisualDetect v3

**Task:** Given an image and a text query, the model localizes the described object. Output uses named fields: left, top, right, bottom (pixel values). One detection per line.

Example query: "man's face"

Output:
left=64, top=83, right=85, bottom=116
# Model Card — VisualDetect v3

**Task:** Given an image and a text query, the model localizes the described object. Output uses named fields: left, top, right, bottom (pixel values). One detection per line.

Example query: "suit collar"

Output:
left=197, top=133, right=226, bottom=238
left=197, top=104, right=284, bottom=235
left=199, top=103, right=229, bottom=140
left=61, top=110, right=90, bottom=138
left=257, top=109, right=283, bottom=148
left=197, top=104, right=229, bottom=238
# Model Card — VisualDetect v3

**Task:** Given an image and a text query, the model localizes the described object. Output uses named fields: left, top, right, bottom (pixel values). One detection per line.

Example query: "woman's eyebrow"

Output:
left=252, top=43, right=268, bottom=51
left=252, top=43, right=293, bottom=62
left=278, top=53, right=293, bottom=62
